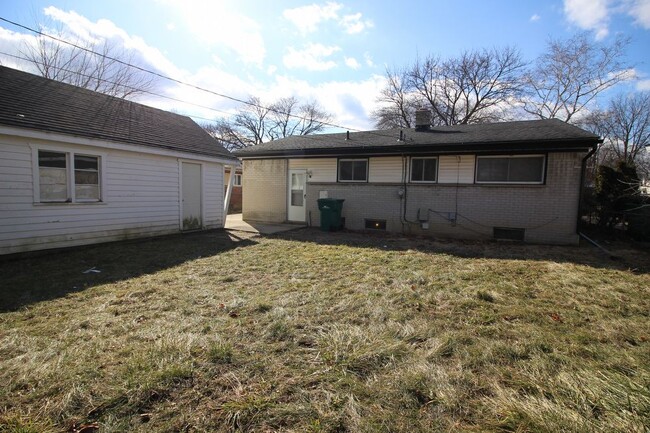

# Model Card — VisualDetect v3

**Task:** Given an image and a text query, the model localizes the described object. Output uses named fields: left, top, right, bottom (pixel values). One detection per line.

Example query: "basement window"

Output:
left=365, top=219, right=386, bottom=230
left=493, top=227, right=525, bottom=241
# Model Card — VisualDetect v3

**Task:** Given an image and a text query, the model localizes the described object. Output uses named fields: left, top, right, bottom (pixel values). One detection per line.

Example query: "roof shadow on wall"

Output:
left=0, top=230, right=257, bottom=312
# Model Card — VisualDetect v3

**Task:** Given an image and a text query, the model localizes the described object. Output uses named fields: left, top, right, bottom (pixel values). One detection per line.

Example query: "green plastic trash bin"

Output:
left=317, top=198, right=345, bottom=231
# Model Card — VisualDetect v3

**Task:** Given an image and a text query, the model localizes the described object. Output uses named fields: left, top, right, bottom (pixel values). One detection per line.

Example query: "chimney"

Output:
left=415, top=108, right=431, bottom=131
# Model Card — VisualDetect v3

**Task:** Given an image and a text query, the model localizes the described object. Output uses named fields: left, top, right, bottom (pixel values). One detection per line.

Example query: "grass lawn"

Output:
left=0, top=229, right=648, bottom=432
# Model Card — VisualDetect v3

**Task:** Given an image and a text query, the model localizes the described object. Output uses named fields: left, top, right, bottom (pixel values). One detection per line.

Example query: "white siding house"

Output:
left=0, top=66, right=237, bottom=255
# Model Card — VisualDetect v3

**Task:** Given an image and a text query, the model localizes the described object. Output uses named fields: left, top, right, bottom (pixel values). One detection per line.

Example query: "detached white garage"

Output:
left=0, top=66, right=238, bottom=255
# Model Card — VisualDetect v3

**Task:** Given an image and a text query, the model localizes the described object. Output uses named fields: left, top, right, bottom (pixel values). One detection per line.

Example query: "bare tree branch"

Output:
left=522, top=33, right=631, bottom=122
left=21, top=24, right=157, bottom=99
left=372, top=47, right=526, bottom=128
left=203, top=96, right=333, bottom=150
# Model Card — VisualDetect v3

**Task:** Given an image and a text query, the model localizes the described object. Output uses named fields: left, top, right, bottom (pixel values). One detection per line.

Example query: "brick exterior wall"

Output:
left=303, top=152, right=584, bottom=245
left=242, top=159, right=287, bottom=223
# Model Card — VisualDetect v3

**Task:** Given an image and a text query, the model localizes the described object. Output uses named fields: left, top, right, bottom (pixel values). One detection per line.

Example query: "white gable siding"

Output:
left=369, top=157, right=402, bottom=183
left=289, top=158, right=337, bottom=182
left=438, top=155, right=475, bottom=183
left=0, top=135, right=225, bottom=255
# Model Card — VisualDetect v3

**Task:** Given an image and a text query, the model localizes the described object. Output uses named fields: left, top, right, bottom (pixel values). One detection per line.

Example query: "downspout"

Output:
left=576, top=142, right=600, bottom=234
left=224, top=164, right=236, bottom=219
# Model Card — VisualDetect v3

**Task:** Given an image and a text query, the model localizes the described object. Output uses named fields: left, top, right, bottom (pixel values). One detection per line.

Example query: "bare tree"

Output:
left=370, top=66, right=420, bottom=128
left=204, top=96, right=332, bottom=151
left=21, top=27, right=156, bottom=99
left=267, top=97, right=332, bottom=140
left=523, top=33, right=631, bottom=123
left=372, top=47, right=527, bottom=128
left=584, top=92, right=650, bottom=170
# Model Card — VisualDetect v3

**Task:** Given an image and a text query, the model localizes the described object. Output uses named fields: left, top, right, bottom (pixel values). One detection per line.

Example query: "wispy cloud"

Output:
left=283, top=43, right=341, bottom=71
left=563, top=0, right=611, bottom=39
left=530, top=14, right=541, bottom=22
left=637, top=79, right=650, bottom=90
left=283, top=2, right=372, bottom=35
left=340, top=12, right=374, bottom=34
left=344, top=56, right=360, bottom=69
left=628, top=0, right=650, bottom=28
left=283, top=2, right=342, bottom=34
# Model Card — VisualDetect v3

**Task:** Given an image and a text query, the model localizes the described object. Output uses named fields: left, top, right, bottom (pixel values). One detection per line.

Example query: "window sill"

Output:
left=33, top=201, right=107, bottom=206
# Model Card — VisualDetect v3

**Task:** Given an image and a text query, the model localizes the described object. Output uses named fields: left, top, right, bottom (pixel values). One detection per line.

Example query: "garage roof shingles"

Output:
left=0, top=66, right=233, bottom=159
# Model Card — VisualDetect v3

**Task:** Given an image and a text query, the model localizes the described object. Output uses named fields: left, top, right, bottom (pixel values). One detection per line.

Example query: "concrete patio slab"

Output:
left=225, top=213, right=306, bottom=235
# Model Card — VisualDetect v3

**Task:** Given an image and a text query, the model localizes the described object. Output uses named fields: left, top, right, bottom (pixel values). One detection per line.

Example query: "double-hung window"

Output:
left=338, top=159, right=368, bottom=182
left=410, top=157, right=438, bottom=182
left=476, top=155, right=545, bottom=184
left=37, top=149, right=102, bottom=203
left=233, top=173, right=242, bottom=186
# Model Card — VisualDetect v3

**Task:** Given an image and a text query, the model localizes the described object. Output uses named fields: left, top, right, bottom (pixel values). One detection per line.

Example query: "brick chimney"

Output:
left=415, top=108, right=431, bottom=131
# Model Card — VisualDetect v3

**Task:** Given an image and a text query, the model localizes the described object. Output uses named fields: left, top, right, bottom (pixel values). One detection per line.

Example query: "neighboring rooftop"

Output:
left=235, top=118, right=601, bottom=157
left=0, top=66, right=234, bottom=159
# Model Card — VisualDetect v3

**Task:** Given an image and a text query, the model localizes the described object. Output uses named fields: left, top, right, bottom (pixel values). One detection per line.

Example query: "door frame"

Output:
left=179, top=160, right=204, bottom=231
left=287, top=168, right=307, bottom=222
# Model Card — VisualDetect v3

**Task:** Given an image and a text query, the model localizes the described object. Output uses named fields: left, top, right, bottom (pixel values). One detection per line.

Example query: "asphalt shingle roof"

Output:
left=0, top=66, right=234, bottom=159
left=235, top=118, right=600, bottom=157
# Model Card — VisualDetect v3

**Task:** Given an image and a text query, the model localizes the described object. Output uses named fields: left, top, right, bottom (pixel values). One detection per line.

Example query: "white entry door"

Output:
left=288, top=169, right=306, bottom=222
left=181, top=162, right=202, bottom=231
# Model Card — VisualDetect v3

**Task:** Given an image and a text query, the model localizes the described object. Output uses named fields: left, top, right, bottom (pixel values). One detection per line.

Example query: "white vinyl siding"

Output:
left=0, top=136, right=225, bottom=255
left=438, top=155, right=475, bottom=184
left=369, top=157, right=402, bottom=183
left=289, top=158, right=337, bottom=182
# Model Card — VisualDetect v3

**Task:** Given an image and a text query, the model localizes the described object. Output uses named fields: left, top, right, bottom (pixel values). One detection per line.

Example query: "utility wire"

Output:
left=0, top=15, right=402, bottom=140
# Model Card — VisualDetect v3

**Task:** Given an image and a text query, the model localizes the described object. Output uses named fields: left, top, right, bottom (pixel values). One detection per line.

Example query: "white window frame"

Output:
left=475, top=154, right=546, bottom=185
left=233, top=173, right=242, bottom=186
left=410, top=157, right=438, bottom=183
left=31, top=144, right=106, bottom=204
left=338, top=158, right=368, bottom=183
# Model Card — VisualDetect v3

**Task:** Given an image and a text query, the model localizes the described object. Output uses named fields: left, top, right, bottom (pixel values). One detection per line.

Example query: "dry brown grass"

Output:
left=0, top=229, right=648, bottom=432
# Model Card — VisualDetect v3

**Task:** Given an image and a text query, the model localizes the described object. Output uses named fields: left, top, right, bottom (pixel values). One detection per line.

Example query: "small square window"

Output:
left=338, top=159, right=368, bottom=182
left=410, top=157, right=438, bottom=182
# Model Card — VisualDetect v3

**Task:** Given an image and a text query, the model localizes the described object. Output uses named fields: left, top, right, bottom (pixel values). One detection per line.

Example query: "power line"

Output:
left=0, top=15, right=377, bottom=135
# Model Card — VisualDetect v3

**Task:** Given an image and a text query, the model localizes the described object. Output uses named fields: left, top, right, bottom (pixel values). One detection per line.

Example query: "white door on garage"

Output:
left=287, top=169, right=306, bottom=222
left=181, top=162, right=202, bottom=230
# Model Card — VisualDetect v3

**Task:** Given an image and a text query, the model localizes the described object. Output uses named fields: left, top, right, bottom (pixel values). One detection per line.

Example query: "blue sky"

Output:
left=1, top=0, right=649, bottom=130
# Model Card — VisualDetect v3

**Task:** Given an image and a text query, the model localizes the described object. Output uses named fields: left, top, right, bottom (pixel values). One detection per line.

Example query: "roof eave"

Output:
left=235, top=138, right=600, bottom=158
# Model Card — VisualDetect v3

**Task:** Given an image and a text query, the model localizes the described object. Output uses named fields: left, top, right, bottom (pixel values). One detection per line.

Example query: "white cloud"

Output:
left=283, top=43, right=340, bottom=71
left=283, top=2, right=342, bottom=33
left=340, top=13, right=373, bottom=34
left=156, top=0, right=265, bottom=66
left=637, top=79, right=650, bottom=90
left=166, top=22, right=176, bottom=31
left=530, top=14, right=541, bottom=22
left=628, top=0, right=650, bottom=28
left=563, top=0, right=611, bottom=39
left=364, top=52, right=375, bottom=67
left=267, top=65, right=277, bottom=75
left=344, top=56, right=360, bottom=69
left=283, top=2, right=372, bottom=35
left=267, top=74, right=385, bottom=130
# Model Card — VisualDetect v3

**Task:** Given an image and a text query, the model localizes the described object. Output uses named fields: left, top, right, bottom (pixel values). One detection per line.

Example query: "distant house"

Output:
left=224, top=166, right=242, bottom=213
left=235, top=111, right=601, bottom=245
left=0, top=66, right=238, bottom=255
